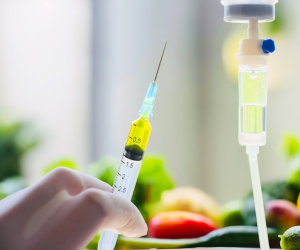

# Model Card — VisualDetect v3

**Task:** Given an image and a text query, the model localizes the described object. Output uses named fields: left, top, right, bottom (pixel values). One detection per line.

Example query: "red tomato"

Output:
left=148, top=211, right=218, bottom=239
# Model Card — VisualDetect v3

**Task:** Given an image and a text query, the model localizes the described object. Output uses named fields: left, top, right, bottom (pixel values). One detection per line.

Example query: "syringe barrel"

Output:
left=238, top=64, right=268, bottom=146
left=98, top=117, right=151, bottom=250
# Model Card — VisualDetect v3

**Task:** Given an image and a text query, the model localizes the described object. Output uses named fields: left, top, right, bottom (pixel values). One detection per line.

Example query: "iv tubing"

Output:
left=246, top=146, right=270, bottom=250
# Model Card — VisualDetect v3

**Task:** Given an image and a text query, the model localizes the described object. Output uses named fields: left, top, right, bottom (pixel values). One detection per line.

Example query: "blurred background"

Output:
left=0, top=0, right=299, bottom=207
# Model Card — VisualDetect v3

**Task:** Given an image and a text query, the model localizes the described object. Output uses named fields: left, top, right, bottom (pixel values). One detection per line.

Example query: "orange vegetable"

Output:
left=148, top=211, right=218, bottom=239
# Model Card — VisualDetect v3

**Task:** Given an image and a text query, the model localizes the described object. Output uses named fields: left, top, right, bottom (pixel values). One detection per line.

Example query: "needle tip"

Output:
left=154, top=40, right=168, bottom=82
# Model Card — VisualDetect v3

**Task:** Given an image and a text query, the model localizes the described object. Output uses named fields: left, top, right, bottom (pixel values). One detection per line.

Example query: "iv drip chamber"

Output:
left=236, top=20, right=274, bottom=146
left=239, top=65, right=268, bottom=146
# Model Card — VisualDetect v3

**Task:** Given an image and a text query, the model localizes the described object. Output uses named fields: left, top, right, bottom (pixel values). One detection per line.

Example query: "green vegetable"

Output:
left=85, top=232, right=100, bottom=250
left=87, top=157, right=119, bottom=186
left=111, top=226, right=280, bottom=249
left=187, top=226, right=280, bottom=248
left=281, top=133, right=300, bottom=190
left=131, top=155, right=174, bottom=219
left=279, top=226, right=300, bottom=250
left=282, top=133, right=300, bottom=158
left=0, top=115, right=39, bottom=181
left=221, top=200, right=244, bottom=227
left=0, top=176, right=28, bottom=199
left=246, top=180, right=300, bottom=205
left=261, top=181, right=300, bottom=204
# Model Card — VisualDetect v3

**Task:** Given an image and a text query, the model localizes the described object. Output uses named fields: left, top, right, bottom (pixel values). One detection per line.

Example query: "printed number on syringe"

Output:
left=113, top=184, right=127, bottom=193
left=112, top=157, right=142, bottom=197
left=118, top=187, right=126, bottom=193
left=126, top=162, right=134, bottom=168
left=116, top=173, right=126, bottom=179
left=132, top=137, right=141, bottom=143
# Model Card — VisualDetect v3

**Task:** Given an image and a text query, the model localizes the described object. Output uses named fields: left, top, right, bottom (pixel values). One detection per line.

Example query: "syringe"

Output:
left=97, top=41, right=167, bottom=250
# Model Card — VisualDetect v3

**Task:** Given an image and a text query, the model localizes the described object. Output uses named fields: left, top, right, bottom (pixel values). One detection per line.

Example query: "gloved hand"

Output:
left=0, top=167, right=147, bottom=250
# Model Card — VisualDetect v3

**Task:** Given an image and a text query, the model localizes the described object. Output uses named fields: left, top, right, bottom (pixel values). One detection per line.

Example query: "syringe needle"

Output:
left=154, top=40, right=168, bottom=83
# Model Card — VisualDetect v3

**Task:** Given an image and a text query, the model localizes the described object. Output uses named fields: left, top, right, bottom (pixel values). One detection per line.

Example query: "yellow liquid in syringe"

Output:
left=124, top=116, right=152, bottom=161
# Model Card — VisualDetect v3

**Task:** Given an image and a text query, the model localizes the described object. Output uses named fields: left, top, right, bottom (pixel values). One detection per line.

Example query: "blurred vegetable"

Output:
left=85, top=232, right=100, bottom=250
left=88, top=157, right=118, bottom=185
left=132, top=155, right=174, bottom=220
left=0, top=176, right=28, bottom=199
left=149, top=211, right=218, bottom=239
left=243, top=195, right=300, bottom=232
left=266, top=200, right=300, bottom=233
left=113, top=226, right=281, bottom=249
left=262, top=181, right=300, bottom=204
left=156, top=187, right=221, bottom=225
left=266, top=1, right=287, bottom=35
left=288, top=164, right=300, bottom=190
left=88, top=155, right=174, bottom=221
left=0, top=115, right=40, bottom=181
left=221, top=200, right=244, bottom=227
left=281, top=133, right=300, bottom=190
left=43, top=159, right=81, bottom=175
left=245, top=180, right=300, bottom=206
left=282, top=133, right=300, bottom=158
left=279, top=226, right=300, bottom=250
left=242, top=194, right=273, bottom=226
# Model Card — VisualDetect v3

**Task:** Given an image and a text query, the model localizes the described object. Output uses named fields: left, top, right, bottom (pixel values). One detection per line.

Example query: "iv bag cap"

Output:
left=262, top=39, right=275, bottom=53
left=221, top=0, right=278, bottom=23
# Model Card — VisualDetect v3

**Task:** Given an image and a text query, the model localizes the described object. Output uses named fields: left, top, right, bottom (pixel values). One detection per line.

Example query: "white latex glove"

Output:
left=0, top=167, right=147, bottom=250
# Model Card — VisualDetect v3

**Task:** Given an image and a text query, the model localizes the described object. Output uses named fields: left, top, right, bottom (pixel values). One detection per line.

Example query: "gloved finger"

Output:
left=30, top=189, right=147, bottom=250
left=0, top=168, right=112, bottom=219
left=83, top=189, right=147, bottom=237
left=39, top=167, right=112, bottom=196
